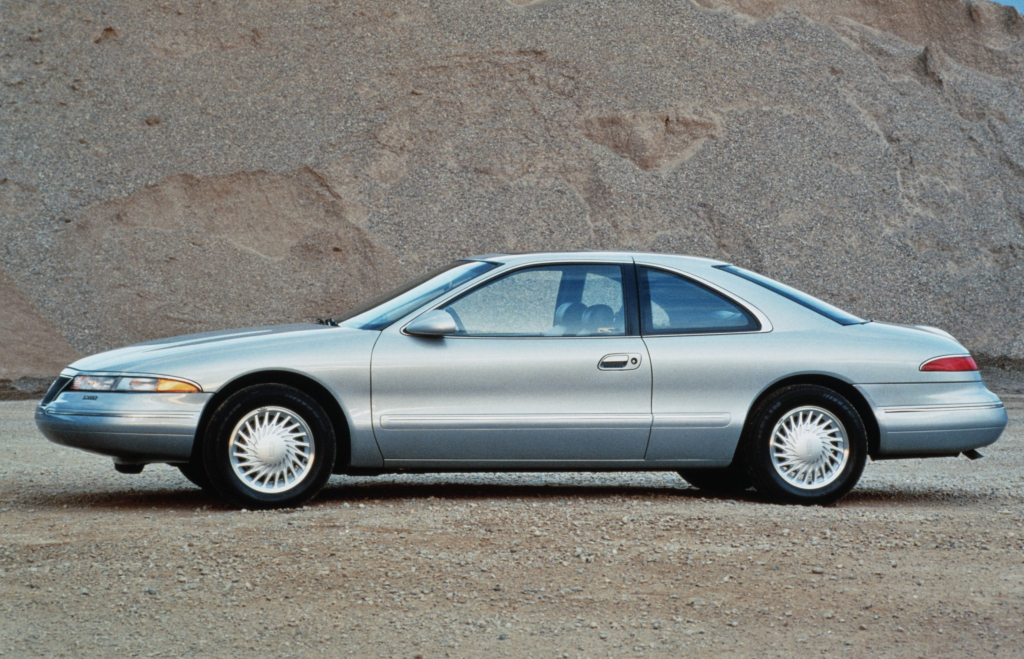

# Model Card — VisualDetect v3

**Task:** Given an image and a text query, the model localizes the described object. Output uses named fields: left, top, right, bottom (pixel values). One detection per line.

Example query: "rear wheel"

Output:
left=741, top=384, right=867, bottom=506
left=203, top=384, right=336, bottom=509
left=678, top=462, right=752, bottom=495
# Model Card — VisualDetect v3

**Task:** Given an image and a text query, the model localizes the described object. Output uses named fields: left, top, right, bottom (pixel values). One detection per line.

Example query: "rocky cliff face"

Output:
left=2, top=0, right=1022, bottom=373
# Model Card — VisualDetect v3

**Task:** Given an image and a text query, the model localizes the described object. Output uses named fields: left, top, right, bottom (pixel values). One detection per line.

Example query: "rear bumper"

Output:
left=35, top=390, right=210, bottom=463
left=857, top=383, right=1008, bottom=457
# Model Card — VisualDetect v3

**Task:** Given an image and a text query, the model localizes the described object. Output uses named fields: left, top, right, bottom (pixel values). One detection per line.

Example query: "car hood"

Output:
left=69, top=324, right=344, bottom=375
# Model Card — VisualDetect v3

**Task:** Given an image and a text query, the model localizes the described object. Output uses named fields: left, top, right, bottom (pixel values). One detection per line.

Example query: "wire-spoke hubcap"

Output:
left=228, top=406, right=315, bottom=494
left=770, top=406, right=849, bottom=490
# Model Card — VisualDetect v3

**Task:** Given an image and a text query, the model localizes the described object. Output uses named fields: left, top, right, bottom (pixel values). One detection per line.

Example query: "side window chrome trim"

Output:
left=633, top=262, right=773, bottom=336
left=402, top=261, right=636, bottom=339
left=400, top=334, right=636, bottom=340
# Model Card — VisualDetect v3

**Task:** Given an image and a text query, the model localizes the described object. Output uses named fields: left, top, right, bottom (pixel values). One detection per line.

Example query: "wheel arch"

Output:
left=740, top=374, right=881, bottom=459
left=191, top=370, right=352, bottom=472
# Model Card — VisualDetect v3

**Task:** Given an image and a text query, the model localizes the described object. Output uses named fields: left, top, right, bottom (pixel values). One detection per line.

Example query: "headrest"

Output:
left=554, top=301, right=586, bottom=326
left=582, top=304, right=614, bottom=328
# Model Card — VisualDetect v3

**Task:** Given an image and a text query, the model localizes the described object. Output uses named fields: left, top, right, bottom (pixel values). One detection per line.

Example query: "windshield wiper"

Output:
left=314, top=317, right=339, bottom=327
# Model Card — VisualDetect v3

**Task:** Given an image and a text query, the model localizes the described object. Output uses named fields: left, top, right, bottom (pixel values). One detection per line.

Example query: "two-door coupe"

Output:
left=36, top=252, right=1007, bottom=508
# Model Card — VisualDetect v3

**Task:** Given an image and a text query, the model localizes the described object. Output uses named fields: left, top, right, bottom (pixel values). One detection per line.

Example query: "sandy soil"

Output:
left=1, top=396, right=1022, bottom=658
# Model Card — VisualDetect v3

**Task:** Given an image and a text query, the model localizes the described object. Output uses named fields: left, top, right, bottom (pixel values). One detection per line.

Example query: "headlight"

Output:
left=70, top=375, right=118, bottom=391
left=70, top=375, right=201, bottom=393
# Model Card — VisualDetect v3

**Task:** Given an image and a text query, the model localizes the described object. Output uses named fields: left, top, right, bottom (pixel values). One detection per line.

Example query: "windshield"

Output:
left=717, top=265, right=867, bottom=326
left=335, top=260, right=498, bottom=331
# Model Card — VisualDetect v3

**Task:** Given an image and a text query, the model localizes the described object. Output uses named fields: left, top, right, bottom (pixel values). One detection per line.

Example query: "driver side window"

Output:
left=444, top=265, right=626, bottom=337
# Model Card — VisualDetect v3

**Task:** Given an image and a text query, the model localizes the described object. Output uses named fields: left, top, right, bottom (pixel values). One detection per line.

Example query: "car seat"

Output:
left=549, top=301, right=586, bottom=336
left=581, top=304, right=615, bottom=335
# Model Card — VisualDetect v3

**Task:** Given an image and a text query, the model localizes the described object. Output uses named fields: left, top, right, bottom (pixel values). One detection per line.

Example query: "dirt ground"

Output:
left=1, top=394, right=1022, bottom=659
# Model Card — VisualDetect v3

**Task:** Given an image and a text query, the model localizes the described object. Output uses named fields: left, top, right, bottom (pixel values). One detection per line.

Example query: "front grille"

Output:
left=40, top=376, right=72, bottom=406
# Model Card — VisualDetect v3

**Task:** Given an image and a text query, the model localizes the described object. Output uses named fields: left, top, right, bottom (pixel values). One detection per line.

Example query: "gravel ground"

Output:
left=1, top=394, right=1023, bottom=658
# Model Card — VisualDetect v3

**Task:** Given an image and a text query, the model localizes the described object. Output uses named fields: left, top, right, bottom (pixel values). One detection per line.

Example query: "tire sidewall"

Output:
left=177, top=462, right=215, bottom=493
left=678, top=463, right=752, bottom=495
left=745, top=385, right=867, bottom=505
left=203, top=384, right=336, bottom=508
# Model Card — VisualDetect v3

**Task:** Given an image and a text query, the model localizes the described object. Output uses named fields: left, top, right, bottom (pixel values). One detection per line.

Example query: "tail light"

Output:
left=920, top=356, right=978, bottom=372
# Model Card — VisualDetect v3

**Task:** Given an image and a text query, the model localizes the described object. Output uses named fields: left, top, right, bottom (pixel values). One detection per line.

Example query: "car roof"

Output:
left=464, top=251, right=728, bottom=268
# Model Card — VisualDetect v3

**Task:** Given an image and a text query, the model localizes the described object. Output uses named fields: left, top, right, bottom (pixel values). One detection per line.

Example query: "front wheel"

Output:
left=177, top=462, right=215, bottom=493
left=202, top=384, right=336, bottom=509
left=741, top=385, right=867, bottom=506
left=678, top=462, right=752, bottom=495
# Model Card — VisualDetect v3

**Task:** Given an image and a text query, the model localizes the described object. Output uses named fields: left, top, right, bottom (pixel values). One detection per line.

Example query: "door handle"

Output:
left=599, top=353, right=642, bottom=371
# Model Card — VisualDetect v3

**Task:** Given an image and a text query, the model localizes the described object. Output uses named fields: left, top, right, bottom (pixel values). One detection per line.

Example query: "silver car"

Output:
left=35, top=252, right=1008, bottom=508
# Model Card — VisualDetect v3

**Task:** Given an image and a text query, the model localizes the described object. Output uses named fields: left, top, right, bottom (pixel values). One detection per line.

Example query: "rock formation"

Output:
left=2, top=0, right=1022, bottom=374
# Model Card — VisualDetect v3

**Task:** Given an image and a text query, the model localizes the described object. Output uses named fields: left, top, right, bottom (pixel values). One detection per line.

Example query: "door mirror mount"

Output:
left=404, top=310, right=458, bottom=337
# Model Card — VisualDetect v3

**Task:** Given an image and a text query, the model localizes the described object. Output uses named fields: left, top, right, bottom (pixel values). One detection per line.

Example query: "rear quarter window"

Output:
left=639, top=267, right=760, bottom=335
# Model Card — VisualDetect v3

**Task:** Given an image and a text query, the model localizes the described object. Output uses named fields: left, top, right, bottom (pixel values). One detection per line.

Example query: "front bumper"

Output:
left=35, top=389, right=212, bottom=463
left=857, top=382, right=1008, bottom=457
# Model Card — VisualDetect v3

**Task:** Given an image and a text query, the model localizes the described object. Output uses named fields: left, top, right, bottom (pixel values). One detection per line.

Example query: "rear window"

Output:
left=717, top=265, right=866, bottom=326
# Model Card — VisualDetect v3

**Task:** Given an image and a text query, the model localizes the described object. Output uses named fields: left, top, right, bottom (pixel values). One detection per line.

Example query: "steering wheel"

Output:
left=445, top=307, right=467, bottom=334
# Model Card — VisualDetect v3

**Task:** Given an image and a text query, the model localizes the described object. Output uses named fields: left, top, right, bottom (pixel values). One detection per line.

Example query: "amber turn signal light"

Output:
left=155, top=379, right=201, bottom=393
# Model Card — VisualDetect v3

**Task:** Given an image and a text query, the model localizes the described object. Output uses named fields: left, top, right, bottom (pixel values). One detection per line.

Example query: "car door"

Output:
left=370, top=262, right=653, bottom=466
left=636, top=264, right=771, bottom=465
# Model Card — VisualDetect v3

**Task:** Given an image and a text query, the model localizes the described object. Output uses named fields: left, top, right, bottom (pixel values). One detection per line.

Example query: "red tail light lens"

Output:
left=920, top=356, right=978, bottom=372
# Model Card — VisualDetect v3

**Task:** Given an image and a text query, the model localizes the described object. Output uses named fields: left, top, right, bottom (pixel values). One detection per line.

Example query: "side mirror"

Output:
left=404, top=310, right=458, bottom=337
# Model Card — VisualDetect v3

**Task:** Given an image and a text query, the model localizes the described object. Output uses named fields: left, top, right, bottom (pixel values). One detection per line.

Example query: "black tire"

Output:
left=177, top=462, right=215, bottom=493
left=678, top=463, right=752, bottom=495
left=740, top=384, right=867, bottom=506
left=202, top=384, right=336, bottom=509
